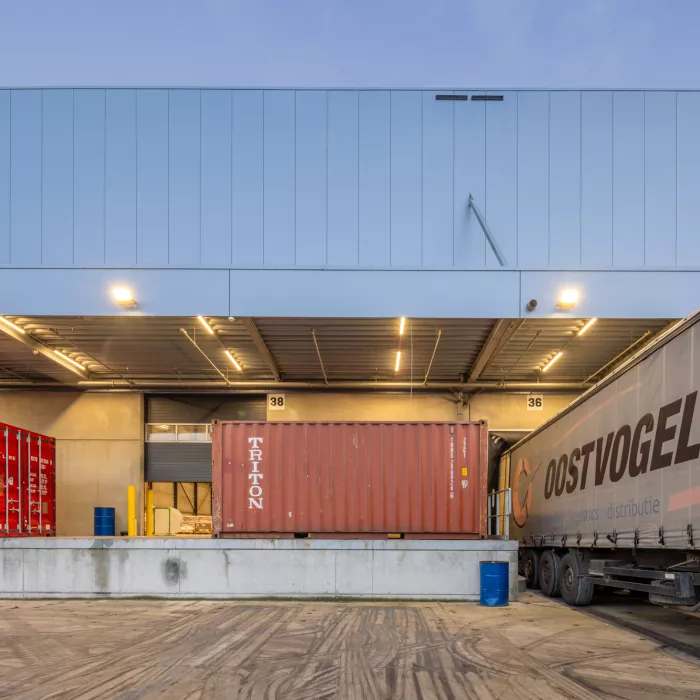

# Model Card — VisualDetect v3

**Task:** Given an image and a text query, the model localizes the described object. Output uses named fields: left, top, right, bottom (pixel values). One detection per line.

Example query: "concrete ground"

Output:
left=1, top=593, right=699, bottom=699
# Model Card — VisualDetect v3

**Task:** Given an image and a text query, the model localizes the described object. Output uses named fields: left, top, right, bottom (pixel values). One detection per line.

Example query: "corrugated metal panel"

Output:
left=481, top=318, right=672, bottom=382
left=12, top=316, right=277, bottom=382
left=146, top=395, right=266, bottom=423
left=145, top=443, right=212, bottom=482
left=212, top=421, right=488, bottom=537
left=253, top=317, right=494, bottom=382
left=0, top=315, right=678, bottom=387
left=1, top=88, right=698, bottom=272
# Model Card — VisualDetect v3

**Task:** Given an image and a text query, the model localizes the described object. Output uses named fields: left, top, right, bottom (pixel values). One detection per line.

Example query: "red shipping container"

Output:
left=0, top=422, right=56, bottom=537
left=212, top=421, right=488, bottom=538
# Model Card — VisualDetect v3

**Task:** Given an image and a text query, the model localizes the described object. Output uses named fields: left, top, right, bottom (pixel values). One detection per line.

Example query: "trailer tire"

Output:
left=559, top=553, right=594, bottom=606
left=523, top=549, right=541, bottom=590
left=539, top=550, right=561, bottom=597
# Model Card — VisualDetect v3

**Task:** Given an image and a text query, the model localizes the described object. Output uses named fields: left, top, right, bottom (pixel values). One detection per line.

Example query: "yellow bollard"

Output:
left=146, top=489, right=154, bottom=536
left=127, top=485, right=136, bottom=537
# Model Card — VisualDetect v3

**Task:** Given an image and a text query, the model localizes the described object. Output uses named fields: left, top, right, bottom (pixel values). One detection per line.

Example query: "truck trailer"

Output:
left=502, top=311, right=700, bottom=607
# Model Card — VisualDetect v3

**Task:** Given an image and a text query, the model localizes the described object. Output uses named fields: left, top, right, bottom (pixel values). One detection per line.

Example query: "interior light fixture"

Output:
left=399, top=317, right=406, bottom=335
left=542, top=351, right=563, bottom=373
left=557, top=289, right=579, bottom=309
left=112, top=287, right=136, bottom=307
left=197, top=316, right=215, bottom=335
left=578, top=318, right=598, bottom=336
left=0, top=317, right=25, bottom=334
left=224, top=350, right=242, bottom=371
left=395, top=350, right=401, bottom=372
left=53, top=350, right=85, bottom=371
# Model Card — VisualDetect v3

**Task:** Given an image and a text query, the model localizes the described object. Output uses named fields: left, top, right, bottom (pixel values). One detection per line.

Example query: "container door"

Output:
left=24, top=434, right=54, bottom=535
left=0, top=427, right=22, bottom=535
left=39, top=439, right=55, bottom=534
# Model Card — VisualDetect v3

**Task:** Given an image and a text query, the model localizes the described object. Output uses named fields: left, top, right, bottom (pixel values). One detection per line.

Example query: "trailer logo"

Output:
left=542, top=390, right=700, bottom=500
left=512, top=458, right=533, bottom=527
left=247, top=437, right=264, bottom=510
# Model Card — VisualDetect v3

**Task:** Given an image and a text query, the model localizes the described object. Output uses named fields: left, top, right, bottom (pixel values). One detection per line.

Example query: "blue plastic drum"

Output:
left=479, top=561, right=509, bottom=606
left=94, top=507, right=116, bottom=536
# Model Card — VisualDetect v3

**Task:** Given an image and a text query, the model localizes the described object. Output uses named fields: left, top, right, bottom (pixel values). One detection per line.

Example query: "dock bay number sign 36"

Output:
left=527, top=395, right=544, bottom=411
left=268, top=394, right=286, bottom=411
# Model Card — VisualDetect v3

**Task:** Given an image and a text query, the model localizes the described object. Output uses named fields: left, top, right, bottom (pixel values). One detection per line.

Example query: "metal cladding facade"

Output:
left=0, top=89, right=699, bottom=319
left=212, top=421, right=488, bottom=537
left=0, top=422, right=56, bottom=536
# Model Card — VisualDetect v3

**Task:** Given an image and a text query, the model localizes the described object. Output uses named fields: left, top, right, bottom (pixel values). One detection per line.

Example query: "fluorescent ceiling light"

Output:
left=399, top=317, right=406, bottom=335
left=542, top=351, right=563, bottom=373
left=395, top=350, right=401, bottom=372
left=578, top=318, right=598, bottom=336
left=557, top=289, right=579, bottom=309
left=224, top=350, right=242, bottom=371
left=53, top=350, right=85, bottom=371
left=197, top=316, right=215, bottom=335
left=0, top=317, right=25, bottom=334
left=0, top=319, right=88, bottom=379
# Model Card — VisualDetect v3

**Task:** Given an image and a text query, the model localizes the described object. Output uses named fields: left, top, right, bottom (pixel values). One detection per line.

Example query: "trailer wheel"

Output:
left=523, top=549, right=541, bottom=590
left=539, top=550, right=561, bottom=597
left=559, top=553, right=594, bottom=606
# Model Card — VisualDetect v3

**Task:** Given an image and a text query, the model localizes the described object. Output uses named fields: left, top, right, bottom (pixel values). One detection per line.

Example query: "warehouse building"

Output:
left=0, top=87, right=696, bottom=547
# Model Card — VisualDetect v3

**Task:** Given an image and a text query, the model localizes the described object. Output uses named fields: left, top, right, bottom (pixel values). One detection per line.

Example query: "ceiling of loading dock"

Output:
left=0, top=315, right=675, bottom=389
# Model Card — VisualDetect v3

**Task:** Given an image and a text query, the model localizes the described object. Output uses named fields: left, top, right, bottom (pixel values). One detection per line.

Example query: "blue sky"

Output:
left=0, top=0, right=697, bottom=88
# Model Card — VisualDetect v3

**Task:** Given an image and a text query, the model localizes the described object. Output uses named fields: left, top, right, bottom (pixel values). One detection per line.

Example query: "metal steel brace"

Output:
left=468, top=194, right=508, bottom=267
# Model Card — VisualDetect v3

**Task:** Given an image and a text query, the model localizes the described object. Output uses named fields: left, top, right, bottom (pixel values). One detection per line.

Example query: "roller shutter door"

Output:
left=146, top=395, right=266, bottom=423
left=145, top=395, right=266, bottom=482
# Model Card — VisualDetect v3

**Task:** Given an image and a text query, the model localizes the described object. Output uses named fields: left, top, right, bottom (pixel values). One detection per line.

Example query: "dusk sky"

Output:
left=0, top=0, right=697, bottom=88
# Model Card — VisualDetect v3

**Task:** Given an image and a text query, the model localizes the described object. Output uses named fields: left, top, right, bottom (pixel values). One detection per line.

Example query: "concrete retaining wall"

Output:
left=0, top=538, right=519, bottom=601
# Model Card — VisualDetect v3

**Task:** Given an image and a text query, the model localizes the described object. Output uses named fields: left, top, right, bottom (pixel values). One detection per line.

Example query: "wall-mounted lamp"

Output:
left=112, top=287, right=137, bottom=308
left=557, top=289, right=579, bottom=309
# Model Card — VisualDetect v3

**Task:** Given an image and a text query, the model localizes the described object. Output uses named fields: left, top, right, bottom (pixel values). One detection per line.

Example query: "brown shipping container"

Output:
left=212, top=421, right=488, bottom=538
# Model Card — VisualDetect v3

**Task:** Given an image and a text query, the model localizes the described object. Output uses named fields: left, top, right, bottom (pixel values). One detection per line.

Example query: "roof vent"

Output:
left=435, top=95, right=469, bottom=101
left=471, top=95, right=504, bottom=102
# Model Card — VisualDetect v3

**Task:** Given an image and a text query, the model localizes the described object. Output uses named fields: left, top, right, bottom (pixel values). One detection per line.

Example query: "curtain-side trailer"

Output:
left=502, top=311, right=700, bottom=607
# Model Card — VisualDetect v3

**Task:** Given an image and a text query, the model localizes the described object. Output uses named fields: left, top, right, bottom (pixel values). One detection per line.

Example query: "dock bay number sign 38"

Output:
left=268, top=394, right=286, bottom=411
left=527, top=395, right=544, bottom=411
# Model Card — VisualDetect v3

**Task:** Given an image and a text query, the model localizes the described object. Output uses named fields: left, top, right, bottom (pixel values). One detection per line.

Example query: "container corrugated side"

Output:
left=0, top=422, right=56, bottom=537
left=212, top=421, right=488, bottom=538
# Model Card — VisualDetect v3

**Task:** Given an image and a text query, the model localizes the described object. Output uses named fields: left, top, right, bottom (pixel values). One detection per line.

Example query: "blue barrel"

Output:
left=479, top=561, right=509, bottom=606
left=94, top=507, right=116, bottom=536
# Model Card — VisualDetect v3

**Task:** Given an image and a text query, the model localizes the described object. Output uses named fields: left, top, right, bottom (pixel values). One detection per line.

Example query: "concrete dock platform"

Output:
left=1, top=592, right=699, bottom=699
left=0, top=537, right=518, bottom=601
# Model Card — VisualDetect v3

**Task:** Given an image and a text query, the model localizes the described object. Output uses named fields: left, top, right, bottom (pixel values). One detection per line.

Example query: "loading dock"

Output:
left=0, top=314, right=674, bottom=538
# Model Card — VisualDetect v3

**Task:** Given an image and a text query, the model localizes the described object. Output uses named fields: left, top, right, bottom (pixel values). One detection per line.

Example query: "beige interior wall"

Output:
left=152, top=482, right=175, bottom=509
left=465, top=393, right=579, bottom=430
left=151, top=482, right=212, bottom=515
left=0, top=391, right=144, bottom=536
left=266, top=391, right=580, bottom=430
left=267, top=393, right=456, bottom=422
